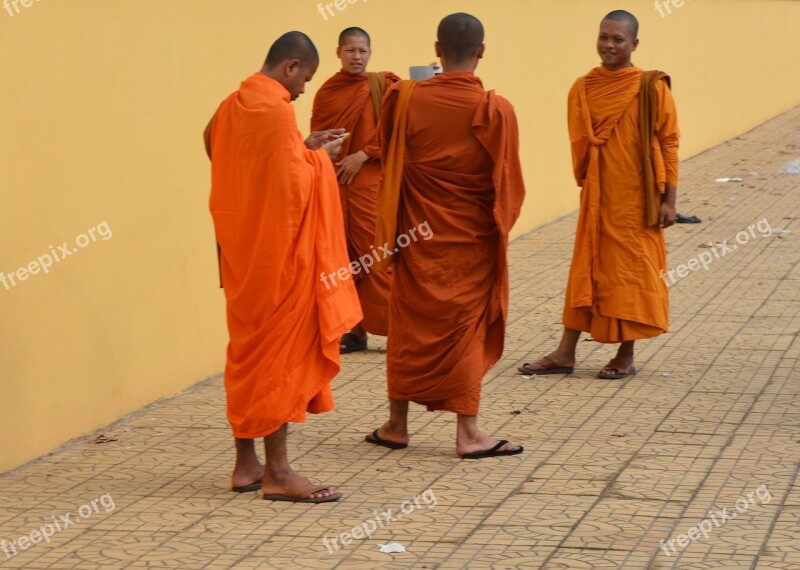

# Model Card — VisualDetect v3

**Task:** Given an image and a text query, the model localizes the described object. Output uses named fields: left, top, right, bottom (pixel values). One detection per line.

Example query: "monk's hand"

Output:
left=305, top=129, right=345, bottom=150
left=336, top=151, right=369, bottom=185
left=321, top=136, right=345, bottom=160
left=659, top=201, right=676, bottom=228
left=660, top=185, right=678, bottom=228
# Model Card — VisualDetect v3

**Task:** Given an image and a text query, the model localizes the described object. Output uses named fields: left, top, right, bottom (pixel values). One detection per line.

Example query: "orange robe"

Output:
left=311, top=71, right=401, bottom=336
left=565, top=66, right=679, bottom=343
left=208, top=73, right=361, bottom=439
left=378, top=72, right=525, bottom=415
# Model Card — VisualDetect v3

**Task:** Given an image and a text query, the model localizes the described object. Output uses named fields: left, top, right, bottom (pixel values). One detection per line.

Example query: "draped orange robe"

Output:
left=208, top=73, right=361, bottom=438
left=378, top=72, right=525, bottom=415
left=311, top=71, right=401, bottom=335
left=565, top=66, right=679, bottom=343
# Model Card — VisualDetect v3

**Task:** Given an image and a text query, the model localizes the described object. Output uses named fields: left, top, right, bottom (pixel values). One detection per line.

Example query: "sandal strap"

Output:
left=286, top=478, right=329, bottom=499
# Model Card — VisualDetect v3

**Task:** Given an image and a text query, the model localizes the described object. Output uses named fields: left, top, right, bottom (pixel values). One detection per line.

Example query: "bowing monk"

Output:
left=366, top=13, right=526, bottom=459
left=519, top=10, right=679, bottom=379
left=207, top=32, right=361, bottom=502
left=311, top=28, right=400, bottom=354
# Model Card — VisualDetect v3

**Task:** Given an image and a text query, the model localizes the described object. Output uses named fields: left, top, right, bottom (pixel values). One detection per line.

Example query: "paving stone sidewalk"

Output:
left=1, top=107, right=798, bottom=569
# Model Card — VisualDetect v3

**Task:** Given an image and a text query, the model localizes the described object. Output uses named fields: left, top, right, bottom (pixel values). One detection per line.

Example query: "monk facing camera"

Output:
left=312, top=27, right=401, bottom=355
left=206, top=31, right=361, bottom=503
left=366, top=13, right=526, bottom=459
left=519, top=10, right=679, bottom=380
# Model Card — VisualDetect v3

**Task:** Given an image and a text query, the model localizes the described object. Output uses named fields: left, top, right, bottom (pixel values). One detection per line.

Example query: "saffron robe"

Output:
left=378, top=72, right=525, bottom=415
left=208, top=73, right=361, bottom=438
left=311, top=71, right=401, bottom=335
left=564, top=65, right=679, bottom=343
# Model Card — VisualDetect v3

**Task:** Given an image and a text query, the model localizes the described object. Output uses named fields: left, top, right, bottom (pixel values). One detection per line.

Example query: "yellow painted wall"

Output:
left=1, top=0, right=798, bottom=473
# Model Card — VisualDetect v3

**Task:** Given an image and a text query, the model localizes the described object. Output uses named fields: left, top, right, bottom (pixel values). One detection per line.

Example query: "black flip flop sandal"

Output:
left=460, top=440, right=524, bottom=460
left=365, top=429, right=408, bottom=450
left=340, top=332, right=367, bottom=354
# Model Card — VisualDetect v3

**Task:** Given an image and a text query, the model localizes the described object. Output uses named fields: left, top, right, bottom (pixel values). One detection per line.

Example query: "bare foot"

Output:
left=456, top=429, right=519, bottom=457
left=262, top=469, right=338, bottom=500
left=231, top=462, right=264, bottom=490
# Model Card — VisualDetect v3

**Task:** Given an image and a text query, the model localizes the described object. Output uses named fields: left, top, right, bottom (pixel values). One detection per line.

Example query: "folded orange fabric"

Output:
left=209, top=73, right=361, bottom=438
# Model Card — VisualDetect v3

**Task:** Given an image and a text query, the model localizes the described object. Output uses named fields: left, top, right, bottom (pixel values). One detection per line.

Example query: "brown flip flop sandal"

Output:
left=518, top=356, right=574, bottom=376
left=597, top=364, right=637, bottom=380
left=263, top=478, right=341, bottom=503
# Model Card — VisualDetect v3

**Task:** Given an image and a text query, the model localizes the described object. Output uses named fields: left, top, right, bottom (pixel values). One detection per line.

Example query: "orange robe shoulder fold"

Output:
left=564, top=66, right=679, bottom=343
left=310, top=71, right=400, bottom=336
left=377, top=72, right=525, bottom=415
left=209, top=73, right=361, bottom=439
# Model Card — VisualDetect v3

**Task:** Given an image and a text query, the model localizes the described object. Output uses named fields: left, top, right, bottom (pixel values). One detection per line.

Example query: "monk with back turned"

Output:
left=366, top=13, right=526, bottom=459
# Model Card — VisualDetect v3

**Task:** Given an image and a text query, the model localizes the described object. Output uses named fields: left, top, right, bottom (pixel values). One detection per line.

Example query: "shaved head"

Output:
left=264, top=31, right=319, bottom=69
left=437, top=12, right=484, bottom=65
left=602, top=10, right=639, bottom=39
left=338, top=27, right=370, bottom=47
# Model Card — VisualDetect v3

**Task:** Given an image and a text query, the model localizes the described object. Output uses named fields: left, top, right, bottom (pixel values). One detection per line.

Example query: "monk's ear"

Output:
left=477, top=44, right=485, bottom=60
left=285, top=58, right=301, bottom=77
left=336, top=46, right=342, bottom=59
left=434, top=41, right=442, bottom=58
left=632, top=38, right=639, bottom=52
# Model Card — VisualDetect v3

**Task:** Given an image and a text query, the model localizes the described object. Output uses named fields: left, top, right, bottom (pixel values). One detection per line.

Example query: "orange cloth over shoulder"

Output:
left=311, top=71, right=400, bottom=335
left=565, top=66, right=679, bottom=343
left=377, top=72, right=525, bottom=415
left=209, top=73, right=361, bottom=439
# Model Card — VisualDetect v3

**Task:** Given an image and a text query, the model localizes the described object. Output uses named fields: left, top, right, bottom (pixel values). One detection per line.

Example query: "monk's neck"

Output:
left=602, top=61, right=634, bottom=71
left=441, top=65, right=476, bottom=73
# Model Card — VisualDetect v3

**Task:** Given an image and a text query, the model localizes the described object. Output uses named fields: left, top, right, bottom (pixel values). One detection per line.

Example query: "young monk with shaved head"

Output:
left=519, top=10, right=680, bottom=379
left=311, top=28, right=400, bottom=353
left=366, top=13, right=526, bottom=459
left=206, top=31, right=361, bottom=502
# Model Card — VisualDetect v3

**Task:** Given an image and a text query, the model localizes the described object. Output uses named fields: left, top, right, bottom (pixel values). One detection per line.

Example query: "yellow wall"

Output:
left=1, top=0, right=798, bottom=473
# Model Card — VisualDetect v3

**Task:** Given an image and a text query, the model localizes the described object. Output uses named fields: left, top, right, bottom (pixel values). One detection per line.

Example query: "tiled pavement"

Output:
left=1, top=107, right=799, bottom=569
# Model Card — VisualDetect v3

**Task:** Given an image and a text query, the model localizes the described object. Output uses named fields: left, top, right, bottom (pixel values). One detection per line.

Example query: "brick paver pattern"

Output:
left=1, top=107, right=798, bottom=569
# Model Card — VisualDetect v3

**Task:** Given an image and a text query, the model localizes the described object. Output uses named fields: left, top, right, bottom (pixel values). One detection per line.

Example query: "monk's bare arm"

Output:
left=656, top=80, right=680, bottom=228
